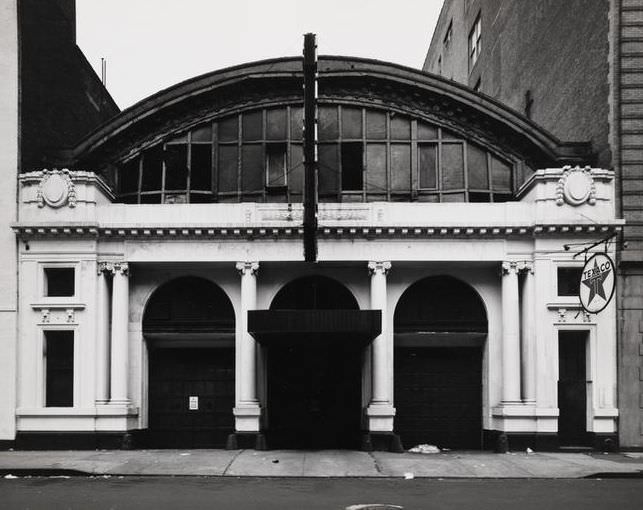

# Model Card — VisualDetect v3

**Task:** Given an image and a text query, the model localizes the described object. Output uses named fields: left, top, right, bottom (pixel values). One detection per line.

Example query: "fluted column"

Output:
left=233, top=261, right=261, bottom=432
left=501, top=261, right=521, bottom=404
left=95, top=263, right=111, bottom=404
left=109, top=262, right=130, bottom=405
left=520, top=262, right=536, bottom=403
left=366, top=261, right=395, bottom=432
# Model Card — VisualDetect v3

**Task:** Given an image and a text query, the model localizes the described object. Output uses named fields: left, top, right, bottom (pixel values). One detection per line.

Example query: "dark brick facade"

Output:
left=18, top=0, right=119, bottom=172
left=426, top=0, right=643, bottom=448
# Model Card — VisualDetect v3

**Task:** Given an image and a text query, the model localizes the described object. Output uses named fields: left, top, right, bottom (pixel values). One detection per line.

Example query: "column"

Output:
left=366, top=261, right=395, bottom=432
left=95, top=263, right=111, bottom=404
left=501, top=261, right=521, bottom=404
left=109, top=262, right=130, bottom=405
left=520, top=262, right=536, bottom=404
left=233, top=261, right=261, bottom=432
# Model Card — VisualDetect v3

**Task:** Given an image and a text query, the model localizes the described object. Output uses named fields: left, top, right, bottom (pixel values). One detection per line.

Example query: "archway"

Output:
left=143, top=276, right=235, bottom=448
left=267, top=275, right=362, bottom=449
left=394, top=275, right=487, bottom=450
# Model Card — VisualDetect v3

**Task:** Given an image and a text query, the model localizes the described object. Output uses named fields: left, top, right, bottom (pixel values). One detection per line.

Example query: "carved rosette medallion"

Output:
left=37, top=169, right=76, bottom=208
left=556, top=166, right=596, bottom=206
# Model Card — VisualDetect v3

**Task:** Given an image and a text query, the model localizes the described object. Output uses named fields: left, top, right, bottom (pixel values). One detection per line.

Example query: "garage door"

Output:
left=394, top=346, right=482, bottom=450
left=148, top=347, right=234, bottom=448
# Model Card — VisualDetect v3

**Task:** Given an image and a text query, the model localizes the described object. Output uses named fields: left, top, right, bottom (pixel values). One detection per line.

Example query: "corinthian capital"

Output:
left=368, top=261, right=392, bottom=276
left=236, top=261, right=259, bottom=276
left=501, top=261, right=518, bottom=275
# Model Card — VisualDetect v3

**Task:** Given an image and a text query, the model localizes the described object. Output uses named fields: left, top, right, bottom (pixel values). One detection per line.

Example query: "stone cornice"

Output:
left=12, top=223, right=623, bottom=240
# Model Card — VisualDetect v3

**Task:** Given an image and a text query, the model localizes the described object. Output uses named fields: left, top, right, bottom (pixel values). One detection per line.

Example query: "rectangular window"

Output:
left=319, top=144, right=339, bottom=196
left=418, top=144, right=438, bottom=189
left=164, top=144, right=188, bottom=191
left=441, top=143, right=465, bottom=189
left=443, top=20, right=453, bottom=47
left=218, top=145, right=238, bottom=193
left=266, top=143, right=287, bottom=188
left=341, top=142, right=363, bottom=191
left=190, top=144, right=212, bottom=191
left=241, top=144, right=264, bottom=192
left=366, top=144, right=386, bottom=192
left=558, top=267, right=583, bottom=297
left=469, top=14, right=482, bottom=70
left=119, top=158, right=139, bottom=194
left=44, top=267, right=75, bottom=297
left=390, top=144, right=411, bottom=192
left=45, top=331, right=74, bottom=407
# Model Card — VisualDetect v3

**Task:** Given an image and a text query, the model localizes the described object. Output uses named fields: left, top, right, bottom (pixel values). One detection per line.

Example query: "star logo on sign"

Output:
left=581, top=259, right=611, bottom=305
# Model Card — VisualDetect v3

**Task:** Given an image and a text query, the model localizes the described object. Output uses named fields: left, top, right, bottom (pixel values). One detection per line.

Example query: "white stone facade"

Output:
left=7, top=165, right=622, bottom=447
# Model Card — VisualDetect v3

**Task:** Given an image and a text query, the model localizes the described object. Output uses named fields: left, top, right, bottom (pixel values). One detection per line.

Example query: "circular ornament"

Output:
left=579, top=253, right=616, bottom=314
left=37, top=169, right=75, bottom=208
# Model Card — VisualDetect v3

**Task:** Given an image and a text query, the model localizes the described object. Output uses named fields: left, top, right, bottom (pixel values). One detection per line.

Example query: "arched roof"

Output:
left=72, top=56, right=592, bottom=169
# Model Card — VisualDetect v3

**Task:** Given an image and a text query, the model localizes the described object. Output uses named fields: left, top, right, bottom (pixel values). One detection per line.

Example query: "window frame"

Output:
left=468, top=14, right=482, bottom=71
left=43, top=329, right=75, bottom=408
left=41, top=264, right=77, bottom=299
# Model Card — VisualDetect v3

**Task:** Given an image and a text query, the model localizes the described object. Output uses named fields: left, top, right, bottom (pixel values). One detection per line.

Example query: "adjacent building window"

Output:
left=469, top=14, right=482, bottom=70
left=557, top=267, right=583, bottom=297
left=45, top=331, right=74, bottom=407
left=443, top=20, right=453, bottom=48
left=44, top=267, right=75, bottom=297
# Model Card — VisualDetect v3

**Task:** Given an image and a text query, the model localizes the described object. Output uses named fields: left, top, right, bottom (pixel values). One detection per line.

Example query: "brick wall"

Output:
left=19, top=0, right=119, bottom=171
left=616, top=0, right=643, bottom=448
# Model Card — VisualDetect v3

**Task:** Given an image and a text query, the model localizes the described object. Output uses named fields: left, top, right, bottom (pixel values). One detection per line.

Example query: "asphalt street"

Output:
left=2, top=477, right=643, bottom=510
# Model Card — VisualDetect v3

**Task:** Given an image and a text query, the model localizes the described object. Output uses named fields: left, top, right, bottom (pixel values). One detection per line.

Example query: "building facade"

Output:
left=0, top=0, right=118, bottom=448
left=425, top=0, right=643, bottom=449
left=5, top=48, right=623, bottom=450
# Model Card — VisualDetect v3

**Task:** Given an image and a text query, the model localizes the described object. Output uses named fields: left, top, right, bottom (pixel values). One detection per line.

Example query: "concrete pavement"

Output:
left=1, top=449, right=643, bottom=478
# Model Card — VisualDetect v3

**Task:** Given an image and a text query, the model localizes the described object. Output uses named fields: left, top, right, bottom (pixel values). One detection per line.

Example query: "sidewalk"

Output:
left=1, top=449, right=643, bottom=478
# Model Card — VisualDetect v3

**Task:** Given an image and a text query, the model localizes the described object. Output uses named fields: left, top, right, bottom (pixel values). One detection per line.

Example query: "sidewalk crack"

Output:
left=222, top=449, right=245, bottom=476
left=368, top=451, right=383, bottom=474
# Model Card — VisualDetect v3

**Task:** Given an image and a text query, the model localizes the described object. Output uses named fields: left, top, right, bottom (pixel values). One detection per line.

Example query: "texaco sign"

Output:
left=579, top=253, right=616, bottom=314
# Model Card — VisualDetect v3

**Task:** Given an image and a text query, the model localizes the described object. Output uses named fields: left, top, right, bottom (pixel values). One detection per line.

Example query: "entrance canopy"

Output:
left=248, top=309, right=381, bottom=346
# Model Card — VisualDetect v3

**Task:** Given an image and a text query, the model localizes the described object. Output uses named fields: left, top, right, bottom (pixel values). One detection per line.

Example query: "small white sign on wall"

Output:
left=189, top=396, right=199, bottom=410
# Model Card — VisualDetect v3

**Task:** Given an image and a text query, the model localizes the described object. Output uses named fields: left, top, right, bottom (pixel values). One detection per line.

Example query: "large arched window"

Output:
left=117, top=104, right=516, bottom=204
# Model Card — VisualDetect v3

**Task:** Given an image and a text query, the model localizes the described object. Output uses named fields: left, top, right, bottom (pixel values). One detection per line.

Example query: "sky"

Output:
left=76, top=0, right=443, bottom=110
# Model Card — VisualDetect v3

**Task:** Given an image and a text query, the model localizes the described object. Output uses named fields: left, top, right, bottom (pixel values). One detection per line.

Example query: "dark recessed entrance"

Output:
left=558, top=331, right=589, bottom=446
left=144, top=276, right=235, bottom=448
left=394, top=276, right=487, bottom=450
left=263, top=275, right=364, bottom=449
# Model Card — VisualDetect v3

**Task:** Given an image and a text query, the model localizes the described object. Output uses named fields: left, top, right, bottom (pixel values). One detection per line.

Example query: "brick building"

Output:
left=426, top=0, right=643, bottom=449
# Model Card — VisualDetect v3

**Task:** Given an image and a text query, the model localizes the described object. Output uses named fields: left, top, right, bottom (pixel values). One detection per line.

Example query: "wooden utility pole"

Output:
left=303, top=33, right=318, bottom=262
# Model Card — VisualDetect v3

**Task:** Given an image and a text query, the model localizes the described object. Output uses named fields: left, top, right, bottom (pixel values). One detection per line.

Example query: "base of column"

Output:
left=233, top=405, right=262, bottom=432
left=361, top=432, right=404, bottom=453
left=226, top=432, right=267, bottom=450
left=366, top=403, right=396, bottom=432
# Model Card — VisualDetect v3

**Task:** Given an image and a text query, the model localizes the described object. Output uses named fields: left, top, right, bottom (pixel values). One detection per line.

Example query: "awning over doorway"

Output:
left=248, top=309, right=381, bottom=346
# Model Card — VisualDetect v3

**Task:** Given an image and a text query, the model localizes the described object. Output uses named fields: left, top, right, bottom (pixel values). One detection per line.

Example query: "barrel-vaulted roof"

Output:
left=73, top=56, right=592, bottom=170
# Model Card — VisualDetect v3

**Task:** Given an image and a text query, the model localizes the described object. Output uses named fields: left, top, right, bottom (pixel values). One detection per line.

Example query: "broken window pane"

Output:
left=119, top=158, right=139, bottom=194
left=241, top=144, right=264, bottom=191
left=141, top=146, right=163, bottom=192
left=164, top=144, right=188, bottom=190
left=266, top=143, right=287, bottom=187
left=190, top=144, right=212, bottom=191
left=341, top=142, right=363, bottom=191
left=318, top=143, right=339, bottom=194
left=289, top=144, right=304, bottom=193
